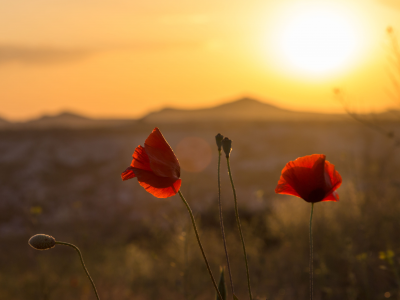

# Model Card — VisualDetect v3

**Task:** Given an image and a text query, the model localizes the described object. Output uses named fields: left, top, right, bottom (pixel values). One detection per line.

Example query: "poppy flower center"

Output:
left=307, top=188, right=326, bottom=203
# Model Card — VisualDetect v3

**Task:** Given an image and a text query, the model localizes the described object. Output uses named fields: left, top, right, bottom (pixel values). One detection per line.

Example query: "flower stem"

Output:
left=226, top=157, right=252, bottom=300
left=218, top=150, right=235, bottom=298
left=178, top=190, right=223, bottom=300
left=309, top=203, right=314, bottom=300
left=55, top=241, right=100, bottom=300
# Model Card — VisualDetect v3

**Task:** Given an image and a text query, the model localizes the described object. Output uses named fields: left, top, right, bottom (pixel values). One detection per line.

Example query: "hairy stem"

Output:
left=218, top=150, right=235, bottom=298
left=178, top=190, right=223, bottom=300
left=55, top=241, right=100, bottom=300
left=226, top=157, right=252, bottom=300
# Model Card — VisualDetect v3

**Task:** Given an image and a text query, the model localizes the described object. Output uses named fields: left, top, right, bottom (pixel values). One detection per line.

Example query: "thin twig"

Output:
left=217, top=149, right=235, bottom=298
left=55, top=241, right=100, bottom=300
left=226, top=157, right=253, bottom=300
left=178, top=190, right=224, bottom=300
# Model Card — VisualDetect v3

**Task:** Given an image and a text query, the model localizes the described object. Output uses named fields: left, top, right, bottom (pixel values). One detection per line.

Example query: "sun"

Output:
left=276, top=3, right=361, bottom=76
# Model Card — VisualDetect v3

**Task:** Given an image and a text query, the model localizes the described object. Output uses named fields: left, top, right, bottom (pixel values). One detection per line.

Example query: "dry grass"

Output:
left=1, top=120, right=400, bottom=299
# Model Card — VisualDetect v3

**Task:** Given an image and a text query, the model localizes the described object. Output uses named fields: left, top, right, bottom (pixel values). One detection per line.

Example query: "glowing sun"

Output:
left=278, top=4, right=359, bottom=75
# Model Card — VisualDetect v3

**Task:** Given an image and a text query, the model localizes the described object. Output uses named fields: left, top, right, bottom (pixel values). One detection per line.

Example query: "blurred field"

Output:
left=1, top=119, right=400, bottom=300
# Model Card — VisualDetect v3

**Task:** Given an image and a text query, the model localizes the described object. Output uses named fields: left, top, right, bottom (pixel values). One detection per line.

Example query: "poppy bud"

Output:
left=29, top=234, right=56, bottom=250
left=215, top=133, right=224, bottom=152
left=222, top=137, right=232, bottom=158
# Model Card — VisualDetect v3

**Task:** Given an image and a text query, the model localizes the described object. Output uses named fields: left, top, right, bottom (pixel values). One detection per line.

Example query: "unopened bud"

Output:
left=29, top=234, right=56, bottom=250
left=222, top=137, right=232, bottom=158
left=215, top=133, right=224, bottom=151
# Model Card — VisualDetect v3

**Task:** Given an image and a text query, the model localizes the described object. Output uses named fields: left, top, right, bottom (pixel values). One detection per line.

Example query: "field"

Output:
left=1, top=119, right=400, bottom=300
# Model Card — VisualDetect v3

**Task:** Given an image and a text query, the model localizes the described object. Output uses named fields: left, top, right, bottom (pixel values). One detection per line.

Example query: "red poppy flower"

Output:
left=121, top=128, right=181, bottom=198
left=275, top=154, right=342, bottom=203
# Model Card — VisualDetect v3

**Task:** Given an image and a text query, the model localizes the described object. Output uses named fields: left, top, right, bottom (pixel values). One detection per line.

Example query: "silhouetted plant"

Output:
left=28, top=234, right=100, bottom=300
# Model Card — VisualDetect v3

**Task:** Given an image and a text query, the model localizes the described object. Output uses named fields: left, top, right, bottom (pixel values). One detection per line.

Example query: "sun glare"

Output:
left=273, top=3, right=362, bottom=77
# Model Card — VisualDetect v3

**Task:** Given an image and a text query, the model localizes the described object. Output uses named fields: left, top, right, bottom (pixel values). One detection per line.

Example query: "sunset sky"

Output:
left=1, top=0, right=400, bottom=120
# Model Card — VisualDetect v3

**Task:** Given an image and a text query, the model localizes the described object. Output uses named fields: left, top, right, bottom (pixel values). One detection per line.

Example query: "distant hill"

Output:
left=25, top=112, right=92, bottom=128
left=0, top=116, right=11, bottom=128
left=1, top=111, right=134, bottom=129
left=0, top=116, right=9, bottom=123
left=140, top=97, right=347, bottom=123
left=1, top=97, right=398, bottom=130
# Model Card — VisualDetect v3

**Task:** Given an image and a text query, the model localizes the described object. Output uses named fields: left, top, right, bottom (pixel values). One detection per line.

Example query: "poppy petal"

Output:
left=322, top=191, right=340, bottom=202
left=133, top=168, right=181, bottom=198
left=289, top=154, right=326, bottom=169
left=280, top=155, right=326, bottom=202
left=275, top=178, right=301, bottom=198
left=144, top=128, right=180, bottom=179
left=121, top=145, right=152, bottom=181
left=130, top=145, right=152, bottom=171
left=275, top=154, right=341, bottom=203
left=121, top=166, right=136, bottom=181
left=324, top=160, right=342, bottom=192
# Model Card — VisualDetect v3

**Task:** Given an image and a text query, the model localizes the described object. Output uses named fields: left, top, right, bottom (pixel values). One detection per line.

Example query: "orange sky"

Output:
left=1, top=0, right=400, bottom=121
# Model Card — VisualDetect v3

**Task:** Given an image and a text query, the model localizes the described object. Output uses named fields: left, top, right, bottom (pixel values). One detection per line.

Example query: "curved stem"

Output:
left=309, top=203, right=314, bottom=300
left=55, top=241, right=100, bottom=300
left=218, top=150, right=235, bottom=298
left=226, top=157, right=252, bottom=300
left=178, top=190, right=223, bottom=300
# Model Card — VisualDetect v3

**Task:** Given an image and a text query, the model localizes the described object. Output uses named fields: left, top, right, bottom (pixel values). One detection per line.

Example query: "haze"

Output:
left=1, top=0, right=400, bottom=121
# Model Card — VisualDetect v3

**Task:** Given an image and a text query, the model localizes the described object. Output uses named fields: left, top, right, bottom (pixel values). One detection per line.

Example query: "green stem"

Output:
left=226, top=157, right=252, bottom=300
left=55, top=241, right=100, bottom=300
left=309, top=203, right=314, bottom=300
left=178, top=190, right=223, bottom=300
left=218, top=150, right=235, bottom=298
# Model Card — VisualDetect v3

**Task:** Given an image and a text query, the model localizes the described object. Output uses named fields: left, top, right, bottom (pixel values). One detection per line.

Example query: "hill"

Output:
left=5, top=112, right=135, bottom=129
left=1, top=97, right=398, bottom=129
left=140, top=97, right=347, bottom=123
left=0, top=116, right=10, bottom=126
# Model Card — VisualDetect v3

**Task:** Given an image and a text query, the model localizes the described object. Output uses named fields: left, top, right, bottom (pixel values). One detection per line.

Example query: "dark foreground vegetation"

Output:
left=1, top=119, right=400, bottom=300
